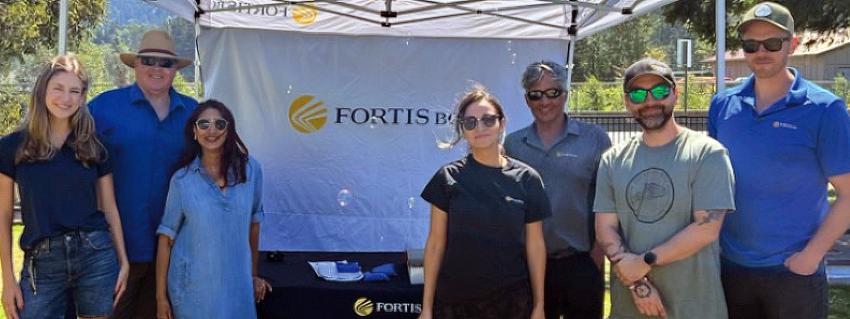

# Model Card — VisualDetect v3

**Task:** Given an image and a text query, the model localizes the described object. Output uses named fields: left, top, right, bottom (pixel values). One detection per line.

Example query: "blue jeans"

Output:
left=19, top=230, right=118, bottom=319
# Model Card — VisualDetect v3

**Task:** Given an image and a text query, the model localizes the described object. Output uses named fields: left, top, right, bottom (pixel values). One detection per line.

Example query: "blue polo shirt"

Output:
left=89, top=83, right=197, bottom=262
left=505, top=116, right=611, bottom=255
left=708, top=68, right=850, bottom=267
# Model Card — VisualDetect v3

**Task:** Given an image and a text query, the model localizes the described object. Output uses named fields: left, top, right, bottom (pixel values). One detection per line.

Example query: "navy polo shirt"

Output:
left=0, top=131, right=111, bottom=250
left=88, top=83, right=197, bottom=262
left=709, top=68, right=850, bottom=267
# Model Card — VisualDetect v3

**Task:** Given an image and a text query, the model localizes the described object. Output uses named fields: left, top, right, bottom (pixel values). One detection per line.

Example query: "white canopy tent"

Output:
left=140, top=0, right=684, bottom=252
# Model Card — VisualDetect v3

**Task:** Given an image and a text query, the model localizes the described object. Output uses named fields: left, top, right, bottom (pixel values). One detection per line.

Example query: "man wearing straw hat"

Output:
left=88, top=30, right=197, bottom=319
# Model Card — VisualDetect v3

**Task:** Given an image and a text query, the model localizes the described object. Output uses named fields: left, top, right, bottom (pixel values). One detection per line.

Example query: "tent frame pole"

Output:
left=715, top=0, right=726, bottom=93
left=58, top=0, right=68, bottom=55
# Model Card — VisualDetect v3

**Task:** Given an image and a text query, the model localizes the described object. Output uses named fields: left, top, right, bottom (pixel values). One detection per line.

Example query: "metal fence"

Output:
left=569, top=111, right=709, bottom=144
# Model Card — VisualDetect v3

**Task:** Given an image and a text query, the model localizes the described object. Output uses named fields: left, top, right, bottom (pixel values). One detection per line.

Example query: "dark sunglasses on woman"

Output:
left=458, top=114, right=502, bottom=131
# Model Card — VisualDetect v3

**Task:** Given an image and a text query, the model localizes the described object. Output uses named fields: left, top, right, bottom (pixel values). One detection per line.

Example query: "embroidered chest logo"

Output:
left=626, top=168, right=674, bottom=223
left=772, top=121, right=797, bottom=130
left=555, top=151, right=578, bottom=158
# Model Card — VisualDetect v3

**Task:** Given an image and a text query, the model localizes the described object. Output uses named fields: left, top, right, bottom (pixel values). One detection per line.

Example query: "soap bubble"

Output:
left=432, top=125, right=455, bottom=150
left=337, top=188, right=352, bottom=207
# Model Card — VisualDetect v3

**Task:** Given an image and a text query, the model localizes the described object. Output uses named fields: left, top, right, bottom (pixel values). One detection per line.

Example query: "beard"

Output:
left=634, top=103, right=673, bottom=131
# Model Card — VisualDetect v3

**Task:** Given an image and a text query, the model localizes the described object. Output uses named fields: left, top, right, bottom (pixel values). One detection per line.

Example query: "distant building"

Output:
left=705, top=29, right=850, bottom=81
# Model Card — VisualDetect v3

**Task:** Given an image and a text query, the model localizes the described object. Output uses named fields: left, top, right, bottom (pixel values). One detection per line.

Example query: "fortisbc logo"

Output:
left=289, top=95, right=328, bottom=134
left=353, top=297, right=374, bottom=317
left=292, top=4, right=318, bottom=25
left=353, top=297, right=422, bottom=317
left=289, top=95, right=453, bottom=134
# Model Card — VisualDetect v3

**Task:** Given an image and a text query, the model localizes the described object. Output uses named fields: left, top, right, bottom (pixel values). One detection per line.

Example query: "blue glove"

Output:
left=362, top=272, right=391, bottom=282
left=370, top=263, right=398, bottom=276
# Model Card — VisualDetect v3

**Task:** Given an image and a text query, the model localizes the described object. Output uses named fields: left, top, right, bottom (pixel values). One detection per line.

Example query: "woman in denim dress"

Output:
left=155, top=100, right=269, bottom=319
left=0, top=54, right=130, bottom=319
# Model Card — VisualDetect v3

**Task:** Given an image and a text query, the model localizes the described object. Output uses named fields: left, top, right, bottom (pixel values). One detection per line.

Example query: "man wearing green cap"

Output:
left=709, top=2, right=850, bottom=318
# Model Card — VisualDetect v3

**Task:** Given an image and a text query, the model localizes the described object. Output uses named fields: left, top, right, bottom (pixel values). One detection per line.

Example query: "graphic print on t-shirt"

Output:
left=626, top=168, right=673, bottom=223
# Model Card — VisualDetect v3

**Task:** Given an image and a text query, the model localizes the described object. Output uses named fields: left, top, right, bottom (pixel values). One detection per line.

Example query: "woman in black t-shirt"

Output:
left=419, top=86, right=551, bottom=319
left=0, top=55, right=129, bottom=319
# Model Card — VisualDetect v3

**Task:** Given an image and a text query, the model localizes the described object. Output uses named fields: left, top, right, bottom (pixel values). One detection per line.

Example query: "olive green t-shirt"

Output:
left=594, top=128, right=735, bottom=319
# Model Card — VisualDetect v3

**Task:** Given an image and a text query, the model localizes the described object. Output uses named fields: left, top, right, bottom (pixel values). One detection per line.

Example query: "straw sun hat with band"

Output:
left=119, top=30, right=192, bottom=69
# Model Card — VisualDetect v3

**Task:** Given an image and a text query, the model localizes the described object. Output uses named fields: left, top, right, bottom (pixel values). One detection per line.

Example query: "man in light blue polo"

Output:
left=505, top=60, right=611, bottom=319
left=88, top=30, right=198, bottom=319
left=709, top=2, right=850, bottom=318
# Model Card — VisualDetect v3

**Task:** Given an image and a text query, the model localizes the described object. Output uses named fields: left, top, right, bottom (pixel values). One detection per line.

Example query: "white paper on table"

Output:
left=308, top=260, right=364, bottom=282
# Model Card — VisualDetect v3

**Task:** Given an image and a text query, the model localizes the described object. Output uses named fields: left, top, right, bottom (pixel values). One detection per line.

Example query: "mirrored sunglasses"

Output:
left=195, top=118, right=228, bottom=131
left=526, top=88, right=563, bottom=101
left=627, top=84, right=671, bottom=104
left=458, top=114, right=502, bottom=131
left=139, top=56, right=177, bottom=68
left=741, top=37, right=789, bottom=53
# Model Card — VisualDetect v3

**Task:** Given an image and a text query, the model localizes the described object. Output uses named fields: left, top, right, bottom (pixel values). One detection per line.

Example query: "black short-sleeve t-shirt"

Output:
left=0, top=131, right=112, bottom=250
left=421, top=154, right=552, bottom=302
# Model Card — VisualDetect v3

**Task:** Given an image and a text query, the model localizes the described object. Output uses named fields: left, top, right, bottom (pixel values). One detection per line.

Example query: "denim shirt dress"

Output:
left=157, top=156, right=264, bottom=318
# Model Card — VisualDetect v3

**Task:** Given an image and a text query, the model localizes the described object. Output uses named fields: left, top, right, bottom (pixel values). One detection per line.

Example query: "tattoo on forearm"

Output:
left=697, top=209, right=727, bottom=225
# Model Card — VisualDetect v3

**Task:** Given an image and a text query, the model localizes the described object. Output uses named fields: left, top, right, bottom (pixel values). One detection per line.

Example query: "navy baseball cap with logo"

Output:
left=738, top=2, right=794, bottom=35
left=623, top=58, right=676, bottom=91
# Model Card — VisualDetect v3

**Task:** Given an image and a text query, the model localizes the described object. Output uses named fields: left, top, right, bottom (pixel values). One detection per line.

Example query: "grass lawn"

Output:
left=0, top=226, right=847, bottom=318
left=0, top=225, right=24, bottom=319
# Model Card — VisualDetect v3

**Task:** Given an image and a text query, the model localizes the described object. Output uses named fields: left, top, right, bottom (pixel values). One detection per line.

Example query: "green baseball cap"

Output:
left=738, top=2, right=794, bottom=35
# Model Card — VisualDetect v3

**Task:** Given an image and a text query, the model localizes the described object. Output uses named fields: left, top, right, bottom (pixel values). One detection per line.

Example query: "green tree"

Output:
left=162, top=16, right=196, bottom=82
left=574, top=15, right=657, bottom=82
left=0, top=0, right=107, bottom=72
left=663, top=0, right=850, bottom=48
left=834, top=74, right=850, bottom=105
left=0, top=88, right=26, bottom=135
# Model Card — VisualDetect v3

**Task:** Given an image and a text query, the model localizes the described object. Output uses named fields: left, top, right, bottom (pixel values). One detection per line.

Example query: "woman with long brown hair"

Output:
left=419, top=86, right=550, bottom=319
left=0, top=54, right=129, bottom=319
left=155, top=100, right=268, bottom=319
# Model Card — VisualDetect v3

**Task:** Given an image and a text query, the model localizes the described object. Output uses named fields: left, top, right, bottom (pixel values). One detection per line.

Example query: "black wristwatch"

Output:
left=643, top=251, right=657, bottom=266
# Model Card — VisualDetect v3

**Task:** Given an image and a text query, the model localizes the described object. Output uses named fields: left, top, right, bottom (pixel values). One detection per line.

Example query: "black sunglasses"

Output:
left=195, top=118, right=229, bottom=131
left=139, top=56, right=177, bottom=68
left=458, top=114, right=502, bottom=131
left=741, top=37, right=789, bottom=53
left=526, top=88, right=563, bottom=101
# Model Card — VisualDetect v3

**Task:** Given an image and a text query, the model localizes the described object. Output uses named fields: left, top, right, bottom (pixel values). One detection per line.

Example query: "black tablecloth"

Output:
left=257, top=251, right=423, bottom=319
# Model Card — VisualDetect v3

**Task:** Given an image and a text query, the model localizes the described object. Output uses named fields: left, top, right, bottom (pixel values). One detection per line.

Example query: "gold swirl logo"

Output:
left=288, top=95, right=328, bottom=134
left=293, top=4, right=318, bottom=25
left=353, top=297, right=374, bottom=317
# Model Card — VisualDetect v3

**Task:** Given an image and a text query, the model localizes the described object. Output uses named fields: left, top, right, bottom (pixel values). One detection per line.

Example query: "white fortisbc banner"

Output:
left=199, top=28, right=566, bottom=251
